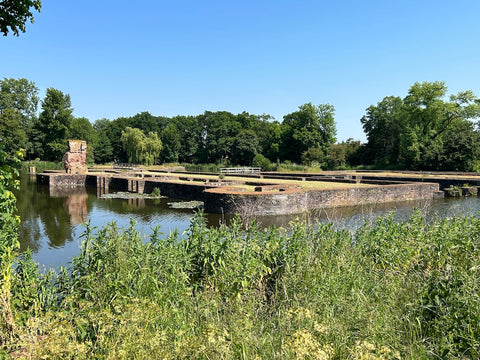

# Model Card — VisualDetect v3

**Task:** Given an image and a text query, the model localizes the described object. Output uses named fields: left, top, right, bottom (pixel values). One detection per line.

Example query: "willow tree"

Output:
left=121, top=127, right=162, bottom=165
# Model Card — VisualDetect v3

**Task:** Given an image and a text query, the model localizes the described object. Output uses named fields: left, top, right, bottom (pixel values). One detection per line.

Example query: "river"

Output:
left=15, top=174, right=480, bottom=269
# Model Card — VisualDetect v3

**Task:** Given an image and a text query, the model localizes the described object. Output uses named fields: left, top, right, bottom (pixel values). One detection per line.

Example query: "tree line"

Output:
left=1, top=77, right=480, bottom=171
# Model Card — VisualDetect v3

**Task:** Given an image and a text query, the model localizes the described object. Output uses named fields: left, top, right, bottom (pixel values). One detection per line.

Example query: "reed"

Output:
left=4, top=211, right=480, bottom=358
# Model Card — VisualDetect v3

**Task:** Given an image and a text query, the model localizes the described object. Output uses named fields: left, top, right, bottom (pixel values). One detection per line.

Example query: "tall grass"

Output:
left=6, top=211, right=480, bottom=358
left=21, top=160, right=64, bottom=173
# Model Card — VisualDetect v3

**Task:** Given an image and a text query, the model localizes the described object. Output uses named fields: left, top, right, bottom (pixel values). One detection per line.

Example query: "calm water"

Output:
left=15, top=174, right=480, bottom=269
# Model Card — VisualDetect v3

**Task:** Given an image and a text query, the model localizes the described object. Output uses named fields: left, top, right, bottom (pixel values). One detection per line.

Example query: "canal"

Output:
left=15, top=174, right=480, bottom=269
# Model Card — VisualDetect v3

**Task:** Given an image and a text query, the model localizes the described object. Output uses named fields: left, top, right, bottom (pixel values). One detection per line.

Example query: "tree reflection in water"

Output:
left=17, top=175, right=88, bottom=250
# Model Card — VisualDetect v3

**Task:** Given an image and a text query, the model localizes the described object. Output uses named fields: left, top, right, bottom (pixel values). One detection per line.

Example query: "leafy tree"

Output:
left=231, top=129, right=260, bottom=165
left=160, top=123, right=181, bottom=163
left=0, top=78, right=39, bottom=126
left=171, top=115, right=201, bottom=163
left=281, top=103, right=337, bottom=163
left=399, top=82, right=480, bottom=169
left=360, top=96, right=403, bottom=166
left=170, top=115, right=200, bottom=163
left=36, top=88, right=74, bottom=161
left=121, top=127, right=146, bottom=164
left=197, top=111, right=242, bottom=163
left=93, top=119, right=113, bottom=164
left=361, top=82, right=480, bottom=171
left=251, top=116, right=282, bottom=162
left=301, top=147, right=325, bottom=167
left=0, top=0, right=41, bottom=36
left=143, top=131, right=162, bottom=165
left=252, top=153, right=273, bottom=171
left=0, top=78, right=39, bottom=158
left=0, top=108, right=27, bottom=158
left=121, top=127, right=162, bottom=165
left=326, top=139, right=361, bottom=169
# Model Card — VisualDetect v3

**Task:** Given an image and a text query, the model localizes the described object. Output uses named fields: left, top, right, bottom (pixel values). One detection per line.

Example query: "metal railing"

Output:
left=113, top=163, right=140, bottom=170
left=220, top=167, right=261, bottom=174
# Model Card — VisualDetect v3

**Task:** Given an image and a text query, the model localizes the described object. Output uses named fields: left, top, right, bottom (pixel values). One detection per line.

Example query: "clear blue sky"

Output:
left=2, top=0, right=480, bottom=141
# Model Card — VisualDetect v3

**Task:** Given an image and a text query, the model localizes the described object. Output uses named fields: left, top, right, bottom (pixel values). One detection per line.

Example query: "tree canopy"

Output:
left=281, top=103, right=337, bottom=163
left=361, top=81, right=480, bottom=171
left=0, top=0, right=41, bottom=36
left=121, top=127, right=162, bottom=165
left=36, top=88, right=74, bottom=161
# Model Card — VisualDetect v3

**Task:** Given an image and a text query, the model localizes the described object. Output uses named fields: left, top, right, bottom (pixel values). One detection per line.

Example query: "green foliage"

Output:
left=0, top=0, right=41, bottom=36
left=361, top=82, right=480, bottom=170
left=151, top=187, right=161, bottom=197
left=121, top=127, right=162, bottom=165
left=0, top=78, right=39, bottom=125
left=0, top=78, right=39, bottom=159
left=231, top=129, right=260, bottom=165
left=281, top=103, right=337, bottom=163
left=21, top=159, right=63, bottom=173
left=0, top=146, right=22, bottom=346
left=0, top=108, right=27, bottom=158
left=6, top=210, right=480, bottom=358
left=252, top=153, right=273, bottom=171
left=301, top=147, right=325, bottom=167
left=36, top=88, right=74, bottom=161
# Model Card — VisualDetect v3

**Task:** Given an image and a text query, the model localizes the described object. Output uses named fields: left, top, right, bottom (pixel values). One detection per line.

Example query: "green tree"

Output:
left=198, top=111, right=242, bottom=163
left=121, top=127, right=146, bottom=164
left=301, top=147, right=325, bottom=167
left=121, top=127, right=162, bottom=165
left=325, top=139, right=361, bottom=169
left=0, top=78, right=39, bottom=158
left=231, top=129, right=260, bottom=165
left=360, top=96, right=403, bottom=166
left=36, top=88, right=74, bottom=161
left=0, top=78, right=39, bottom=126
left=281, top=103, right=337, bottom=163
left=0, top=0, right=41, bottom=36
left=160, top=123, right=181, bottom=163
left=251, top=116, right=282, bottom=162
left=143, top=131, right=162, bottom=165
left=361, top=82, right=480, bottom=171
left=171, top=115, right=201, bottom=163
left=399, top=82, right=480, bottom=170
left=0, top=108, right=27, bottom=158
left=93, top=119, right=113, bottom=164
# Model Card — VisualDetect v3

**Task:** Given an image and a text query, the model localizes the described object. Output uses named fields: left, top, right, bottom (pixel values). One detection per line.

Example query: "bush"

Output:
left=252, top=154, right=273, bottom=171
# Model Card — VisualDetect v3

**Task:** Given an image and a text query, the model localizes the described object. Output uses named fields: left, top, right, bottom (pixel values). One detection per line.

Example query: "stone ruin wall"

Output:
left=62, top=140, right=87, bottom=174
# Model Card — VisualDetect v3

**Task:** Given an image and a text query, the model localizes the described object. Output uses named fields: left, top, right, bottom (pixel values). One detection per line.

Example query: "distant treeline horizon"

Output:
left=1, top=78, right=480, bottom=171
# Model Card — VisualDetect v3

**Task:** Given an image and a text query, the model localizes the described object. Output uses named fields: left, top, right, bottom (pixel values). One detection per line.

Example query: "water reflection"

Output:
left=14, top=174, right=480, bottom=269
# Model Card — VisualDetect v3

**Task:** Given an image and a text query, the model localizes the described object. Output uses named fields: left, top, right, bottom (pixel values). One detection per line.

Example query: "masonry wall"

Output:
left=37, top=173, right=440, bottom=216
left=203, top=183, right=439, bottom=215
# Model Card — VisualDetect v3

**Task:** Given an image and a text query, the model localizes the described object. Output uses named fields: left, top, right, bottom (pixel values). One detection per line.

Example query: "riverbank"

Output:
left=5, top=212, right=480, bottom=359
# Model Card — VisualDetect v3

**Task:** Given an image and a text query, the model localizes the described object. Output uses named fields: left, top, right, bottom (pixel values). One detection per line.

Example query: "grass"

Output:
left=4, top=211, right=480, bottom=359
left=128, top=171, right=373, bottom=191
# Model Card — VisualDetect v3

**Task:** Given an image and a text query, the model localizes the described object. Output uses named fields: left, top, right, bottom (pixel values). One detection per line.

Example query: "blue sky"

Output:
left=2, top=0, right=480, bottom=141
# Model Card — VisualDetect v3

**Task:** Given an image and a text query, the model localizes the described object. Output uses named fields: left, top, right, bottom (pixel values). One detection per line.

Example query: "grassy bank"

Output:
left=21, top=160, right=63, bottom=173
left=3, top=211, right=480, bottom=359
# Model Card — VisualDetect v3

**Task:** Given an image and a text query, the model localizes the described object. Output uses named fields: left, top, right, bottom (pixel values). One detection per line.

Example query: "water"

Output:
left=15, top=174, right=480, bottom=269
